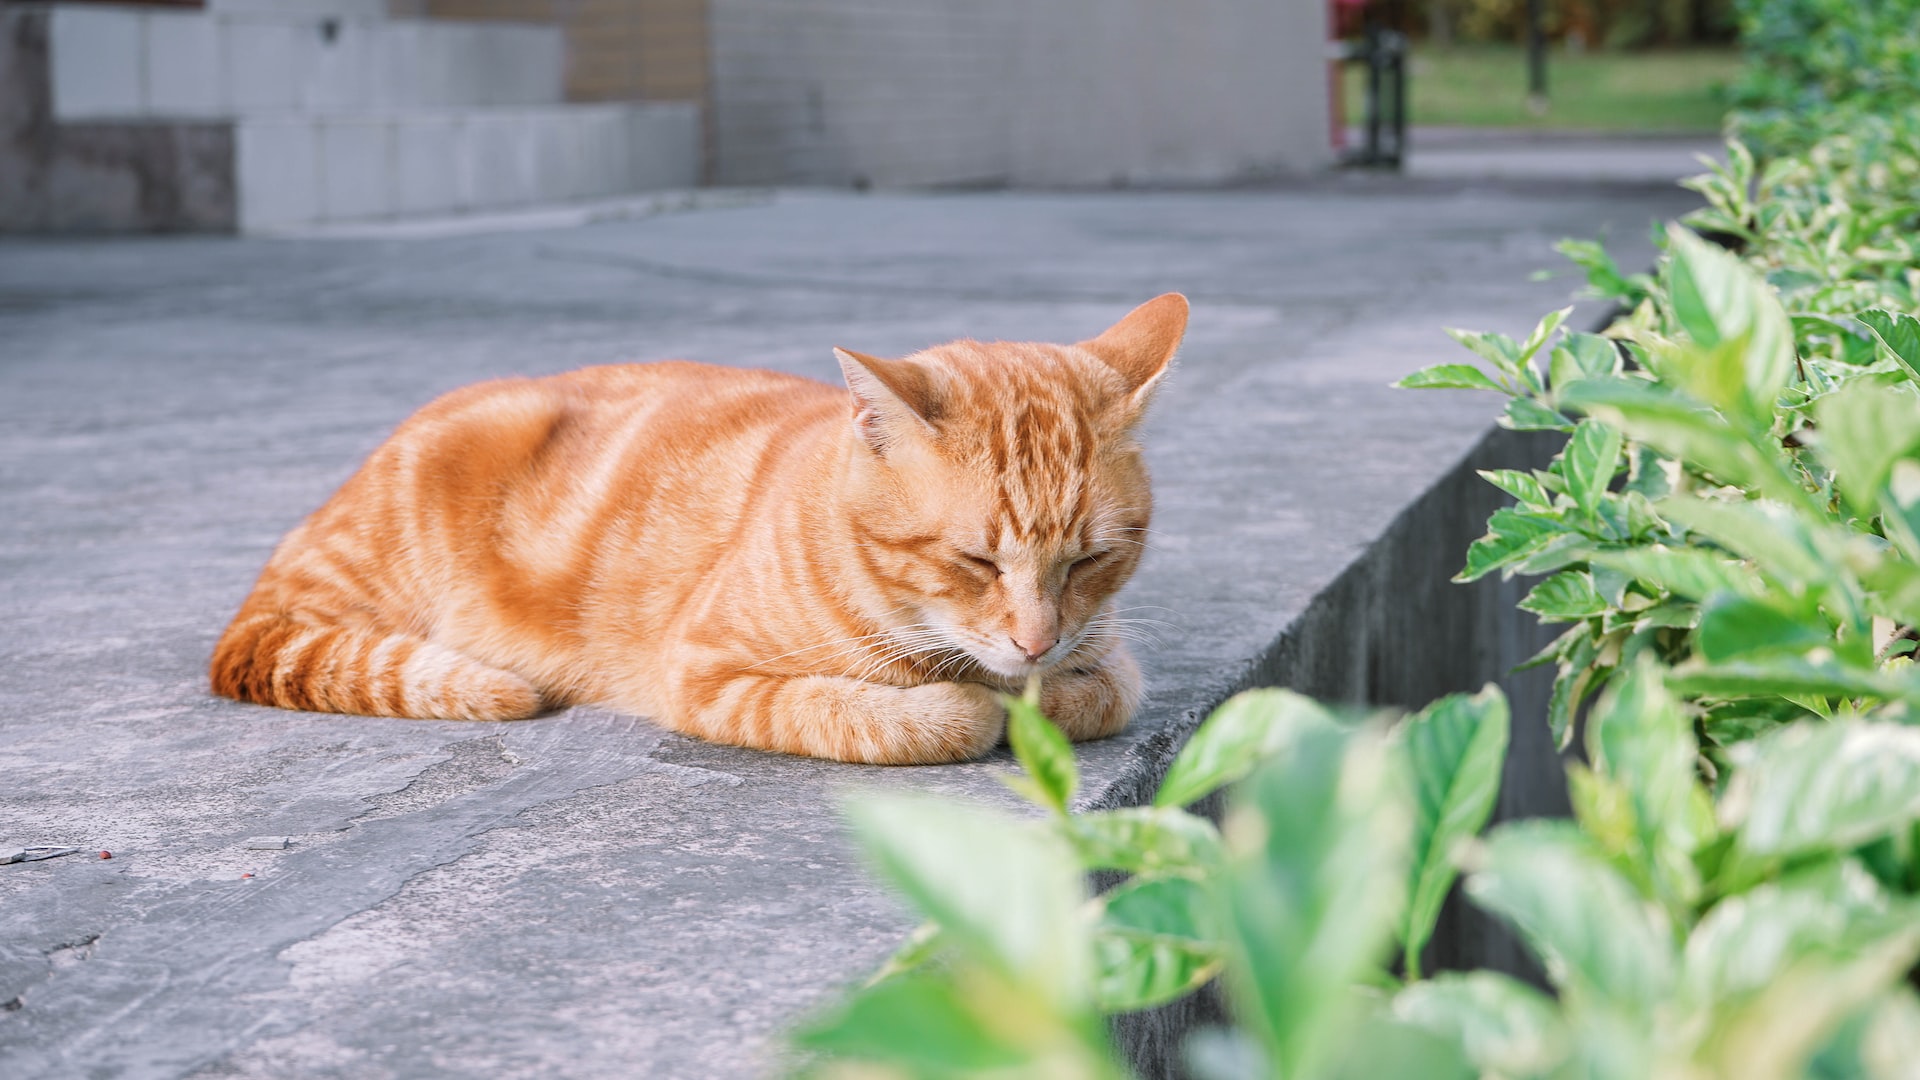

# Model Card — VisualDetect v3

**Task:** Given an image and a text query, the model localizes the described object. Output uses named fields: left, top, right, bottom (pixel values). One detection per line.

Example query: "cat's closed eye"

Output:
left=1069, top=551, right=1107, bottom=575
left=959, top=553, right=1002, bottom=578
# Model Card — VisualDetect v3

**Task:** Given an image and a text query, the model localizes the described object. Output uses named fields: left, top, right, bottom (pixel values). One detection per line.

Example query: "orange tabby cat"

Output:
left=209, top=294, right=1186, bottom=764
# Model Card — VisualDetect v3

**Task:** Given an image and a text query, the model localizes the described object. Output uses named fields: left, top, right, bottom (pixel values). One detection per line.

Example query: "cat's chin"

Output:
left=973, top=654, right=1057, bottom=682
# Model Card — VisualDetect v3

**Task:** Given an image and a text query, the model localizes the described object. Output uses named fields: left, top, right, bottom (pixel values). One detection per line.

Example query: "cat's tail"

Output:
left=208, top=612, right=542, bottom=721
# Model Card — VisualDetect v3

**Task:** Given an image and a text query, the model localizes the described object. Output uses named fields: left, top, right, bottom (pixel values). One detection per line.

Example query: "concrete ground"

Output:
left=1, top=145, right=1703, bottom=1079
left=1405, top=127, right=1725, bottom=185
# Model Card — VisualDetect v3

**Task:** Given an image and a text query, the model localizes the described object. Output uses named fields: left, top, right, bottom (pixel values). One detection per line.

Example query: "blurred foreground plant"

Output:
left=793, top=667, right=1920, bottom=1078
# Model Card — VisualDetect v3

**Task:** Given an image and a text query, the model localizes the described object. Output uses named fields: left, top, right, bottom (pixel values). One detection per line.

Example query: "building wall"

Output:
left=411, top=0, right=708, bottom=106
left=405, top=0, right=1331, bottom=189
left=706, top=0, right=1333, bottom=187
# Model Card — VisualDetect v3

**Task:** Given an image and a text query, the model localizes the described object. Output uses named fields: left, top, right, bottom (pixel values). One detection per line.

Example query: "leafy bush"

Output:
left=793, top=669, right=1920, bottom=1078
left=1729, top=0, right=1920, bottom=152
left=1399, top=130, right=1920, bottom=771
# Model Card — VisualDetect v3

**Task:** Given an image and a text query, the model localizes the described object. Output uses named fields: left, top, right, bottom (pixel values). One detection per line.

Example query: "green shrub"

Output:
left=792, top=670, right=1920, bottom=1079
left=1730, top=0, right=1920, bottom=153
left=1399, top=125, right=1920, bottom=770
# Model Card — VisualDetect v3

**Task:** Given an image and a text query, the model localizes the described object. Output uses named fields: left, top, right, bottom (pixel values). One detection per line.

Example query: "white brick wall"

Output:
left=48, top=5, right=567, bottom=121
left=235, top=103, right=701, bottom=231
left=707, top=0, right=1332, bottom=187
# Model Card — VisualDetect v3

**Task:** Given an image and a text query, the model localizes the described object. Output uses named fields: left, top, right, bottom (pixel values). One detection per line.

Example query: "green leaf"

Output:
left=1445, top=327, right=1523, bottom=374
left=1726, top=722, right=1920, bottom=858
left=1501, top=397, right=1575, bottom=432
left=1478, top=468, right=1551, bottom=508
left=1457, top=508, right=1567, bottom=584
left=1548, top=634, right=1601, bottom=750
left=1560, top=378, right=1793, bottom=503
left=1394, top=363, right=1507, bottom=392
left=1563, top=419, right=1624, bottom=521
left=1568, top=763, right=1638, bottom=860
left=1682, top=863, right=1920, bottom=1080
left=1813, top=380, right=1920, bottom=513
left=1859, top=309, right=1920, bottom=383
left=1520, top=306, right=1574, bottom=362
left=844, top=793, right=1089, bottom=1003
left=1519, top=570, right=1608, bottom=623
left=1666, top=228, right=1733, bottom=348
left=1856, top=549, right=1920, bottom=628
left=1218, top=723, right=1411, bottom=1080
left=1664, top=657, right=1920, bottom=706
left=1005, top=686, right=1077, bottom=813
left=1155, top=689, right=1339, bottom=809
left=867, top=921, right=945, bottom=986
left=792, top=971, right=1030, bottom=1071
left=1465, top=821, right=1675, bottom=1012
left=1588, top=546, right=1755, bottom=601
left=1697, top=594, right=1835, bottom=663
left=1093, top=874, right=1223, bottom=1012
left=1514, top=532, right=1604, bottom=577
left=1393, top=971, right=1570, bottom=1078
left=1398, top=686, right=1511, bottom=979
left=1664, top=226, right=1796, bottom=422
left=1320, top=1011, right=1478, bottom=1080
left=1556, top=237, right=1636, bottom=300
left=1586, top=664, right=1709, bottom=904
left=1862, top=991, right=1920, bottom=1080
left=1092, top=930, right=1222, bottom=1015
left=1101, top=872, right=1216, bottom=941
left=1657, top=498, right=1832, bottom=588
left=1062, top=806, right=1224, bottom=875
left=1550, top=332, right=1622, bottom=395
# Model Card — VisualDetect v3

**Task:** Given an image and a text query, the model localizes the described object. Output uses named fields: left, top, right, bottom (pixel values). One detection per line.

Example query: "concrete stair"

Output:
left=16, top=2, right=700, bottom=232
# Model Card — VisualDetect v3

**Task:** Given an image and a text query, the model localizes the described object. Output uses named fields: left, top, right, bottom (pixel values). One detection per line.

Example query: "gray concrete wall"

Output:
left=0, top=8, right=236, bottom=232
left=707, top=0, right=1333, bottom=187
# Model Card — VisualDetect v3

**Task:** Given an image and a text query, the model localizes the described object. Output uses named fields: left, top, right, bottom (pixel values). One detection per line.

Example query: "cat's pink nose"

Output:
left=1012, top=634, right=1056, bottom=661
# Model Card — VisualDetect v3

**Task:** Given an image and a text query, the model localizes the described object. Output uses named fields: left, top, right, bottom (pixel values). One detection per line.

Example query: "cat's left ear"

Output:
left=834, top=347, right=942, bottom=453
left=1080, top=293, right=1188, bottom=426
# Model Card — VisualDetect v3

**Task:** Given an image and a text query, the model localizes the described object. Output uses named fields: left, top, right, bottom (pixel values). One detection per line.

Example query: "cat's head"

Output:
left=833, top=294, right=1187, bottom=679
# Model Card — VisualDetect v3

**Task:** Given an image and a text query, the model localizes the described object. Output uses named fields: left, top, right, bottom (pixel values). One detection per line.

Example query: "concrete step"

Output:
left=235, top=103, right=703, bottom=232
left=48, top=3, right=565, bottom=121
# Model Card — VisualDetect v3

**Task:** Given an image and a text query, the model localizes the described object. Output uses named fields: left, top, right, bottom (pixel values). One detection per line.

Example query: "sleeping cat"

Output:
left=210, top=294, right=1186, bottom=765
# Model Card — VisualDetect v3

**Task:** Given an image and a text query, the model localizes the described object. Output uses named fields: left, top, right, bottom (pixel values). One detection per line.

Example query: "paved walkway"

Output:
left=0, top=158, right=1700, bottom=1078
left=1404, top=128, right=1725, bottom=185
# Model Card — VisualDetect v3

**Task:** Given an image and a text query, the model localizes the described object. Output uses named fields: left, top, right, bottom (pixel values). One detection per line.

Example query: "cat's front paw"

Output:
left=893, top=680, right=1006, bottom=763
left=1040, top=647, right=1142, bottom=742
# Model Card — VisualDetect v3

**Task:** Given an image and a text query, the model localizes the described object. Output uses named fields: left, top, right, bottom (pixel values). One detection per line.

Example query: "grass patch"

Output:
left=1344, top=45, right=1741, bottom=131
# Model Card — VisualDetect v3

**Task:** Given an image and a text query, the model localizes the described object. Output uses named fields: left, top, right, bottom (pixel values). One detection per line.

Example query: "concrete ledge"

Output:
left=0, top=180, right=1698, bottom=1076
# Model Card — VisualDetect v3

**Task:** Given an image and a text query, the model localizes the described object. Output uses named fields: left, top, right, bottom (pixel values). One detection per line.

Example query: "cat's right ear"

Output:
left=1081, top=293, right=1188, bottom=426
left=834, top=348, right=941, bottom=452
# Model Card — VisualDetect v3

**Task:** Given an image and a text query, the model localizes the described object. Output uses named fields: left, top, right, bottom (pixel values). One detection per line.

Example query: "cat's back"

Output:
left=301, top=359, right=846, bottom=565
left=388, top=360, right=843, bottom=485
left=411, top=360, right=839, bottom=440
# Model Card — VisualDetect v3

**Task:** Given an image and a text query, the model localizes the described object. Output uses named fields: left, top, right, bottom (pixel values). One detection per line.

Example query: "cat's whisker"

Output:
left=744, top=631, right=897, bottom=670
left=745, top=621, right=955, bottom=671
left=840, top=632, right=965, bottom=682
left=1079, top=618, right=1164, bottom=648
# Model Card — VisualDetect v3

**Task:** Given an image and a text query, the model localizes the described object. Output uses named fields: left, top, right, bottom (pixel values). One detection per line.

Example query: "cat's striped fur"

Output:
left=210, top=294, right=1186, bottom=764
